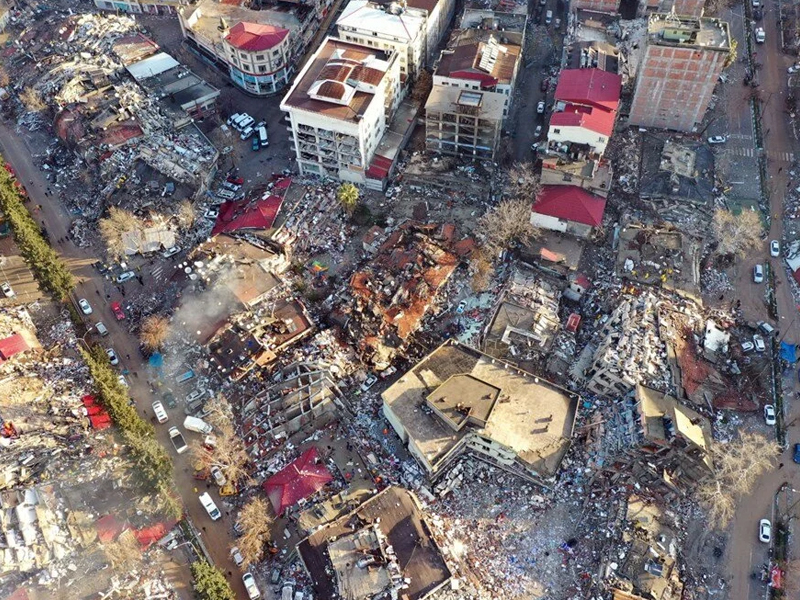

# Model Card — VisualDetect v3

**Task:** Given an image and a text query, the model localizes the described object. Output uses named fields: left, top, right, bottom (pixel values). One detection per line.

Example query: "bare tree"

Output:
left=177, top=199, right=196, bottom=230
left=191, top=395, right=250, bottom=485
left=479, top=198, right=540, bottom=256
left=19, top=87, right=46, bottom=113
left=234, top=497, right=274, bottom=569
left=505, top=162, right=542, bottom=202
left=0, top=66, right=9, bottom=89
left=99, top=207, right=140, bottom=258
left=139, top=315, right=170, bottom=351
left=696, top=431, right=778, bottom=529
left=470, top=249, right=494, bottom=292
left=410, top=69, right=433, bottom=103
left=711, top=208, right=763, bottom=257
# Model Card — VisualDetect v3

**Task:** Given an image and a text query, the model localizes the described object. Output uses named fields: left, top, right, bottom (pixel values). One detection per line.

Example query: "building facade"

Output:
left=629, top=13, right=730, bottom=132
left=408, top=0, right=457, bottom=65
left=425, top=86, right=504, bottom=159
left=223, top=22, right=293, bottom=96
left=281, top=38, right=401, bottom=184
left=94, top=0, right=186, bottom=14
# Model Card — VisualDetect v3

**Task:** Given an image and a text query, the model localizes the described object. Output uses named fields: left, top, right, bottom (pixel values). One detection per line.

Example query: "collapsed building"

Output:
left=382, top=340, right=579, bottom=487
left=343, top=222, right=460, bottom=368
left=585, top=385, right=714, bottom=500
left=298, top=486, right=452, bottom=600
left=482, top=264, right=561, bottom=364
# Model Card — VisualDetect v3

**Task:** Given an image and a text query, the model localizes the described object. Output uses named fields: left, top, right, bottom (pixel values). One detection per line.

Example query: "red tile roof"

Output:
left=0, top=333, right=29, bottom=362
left=532, top=186, right=607, bottom=227
left=263, top=448, right=333, bottom=515
left=225, top=22, right=289, bottom=52
left=212, top=194, right=284, bottom=235
left=549, top=102, right=616, bottom=137
left=554, top=68, right=622, bottom=111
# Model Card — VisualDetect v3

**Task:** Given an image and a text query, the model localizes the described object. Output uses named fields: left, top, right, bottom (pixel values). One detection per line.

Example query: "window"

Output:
left=256, top=54, right=265, bottom=60
left=259, top=65, right=266, bottom=73
left=598, top=136, right=606, bottom=142
left=553, top=128, right=560, bottom=134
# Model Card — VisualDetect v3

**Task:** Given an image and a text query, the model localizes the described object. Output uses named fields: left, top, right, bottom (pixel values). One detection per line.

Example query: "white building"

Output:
left=94, top=0, right=186, bottom=15
left=336, top=0, right=426, bottom=86
left=407, top=0, right=457, bottom=65
left=281, top=37, right=401, bottom=184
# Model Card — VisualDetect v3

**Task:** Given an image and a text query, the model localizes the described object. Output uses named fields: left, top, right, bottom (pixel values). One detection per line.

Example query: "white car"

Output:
left=753, top=334, right=766, bottom=352
left=707, top=135, right=727, bottom=144
left=117, top=374, right=129, bottom=388
left=78, top=298, right=93, bottom=315
left=770, top=240, right=780, bottom=257
left=242, top=573, right=261, bottom=600
left=230, top=546, right=244, bottom=567
left=204, top=208, right=220, bottom=221
left=788, top=64, right=800, bottom=74
left=755, top=27, right=766, bottom=43
left=360, top=374, right=378, bottom=393
left=759, top=519, right=771, bottom=543
left=741, top=341, right=755, bottom=353
left=116, top=271, right=136, bottom=283
left=1, top=282, right=14, bottom=297
left=536, top=101, right=545, bottom=114
left=211, top=466, right=227, bottom=487
left=754, top=264, right=764, bottom=283
left=152, top=400, right=169, bottom=423
left=162, top=246, right=181, bottom=258
left=534, top=125, right=542, bottom=138
left=106, top=348, right=119, bottom=365
left=764, top=404, right=776, bottom=426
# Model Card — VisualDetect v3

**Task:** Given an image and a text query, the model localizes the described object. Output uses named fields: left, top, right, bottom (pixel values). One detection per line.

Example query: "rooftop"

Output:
left=639, top=136, right=715, bottom=206
left=424, top=85, right=506, bottom=119
left=554, top=68, right=622, bottom=111
left=281, top=37, right=393, bottom=121
left=382, top=340, right=578, bottom=477
left=298, top=487, right=451, bottom=600
left=182, top=0, right=303, bottom=46
left=225, top=21, right=290, bottom=51
left=337, top=0, right=426, bottom=41
left=647, top=13, right=730, bottom=50
left=111, top=33, right=160, bottom=66
left=532, top=185, right=607, bottom=227
left=436, top=34, right=521, bottom=87
left=550, top=102, right=617, bottom=137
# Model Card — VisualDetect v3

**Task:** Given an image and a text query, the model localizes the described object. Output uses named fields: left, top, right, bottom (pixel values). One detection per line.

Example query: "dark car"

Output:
left=794, top=444, right=800, bottom=464
left=540, top=78, right=550, bottom=92
left=163, top=390, right=177, bottom=409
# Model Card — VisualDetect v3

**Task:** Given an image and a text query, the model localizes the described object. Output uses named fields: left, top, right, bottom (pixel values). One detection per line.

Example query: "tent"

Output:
left=263, top=447, right=332, bottom=515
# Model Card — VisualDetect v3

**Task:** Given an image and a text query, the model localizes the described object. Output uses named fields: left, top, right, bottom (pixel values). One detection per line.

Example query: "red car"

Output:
left=110, top=302, right=125, bottom=321
left=226, top=175, right=244, bottom=186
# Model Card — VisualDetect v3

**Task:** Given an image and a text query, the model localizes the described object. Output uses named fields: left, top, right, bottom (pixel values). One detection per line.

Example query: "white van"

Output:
left=238, top=115, right=255, bottom=131
left=226, top=113, right=241, bottom=127
left=232, top=113, right=250, bottom=131
left=199, top=492, right=221, bottom=520
left=240, top=126, right=255, bottom=140
left=243, top=573, right=262, bottom=600
left=184, top=415, right=213, bottom=434
left=257, top=126, right=269, bottom=147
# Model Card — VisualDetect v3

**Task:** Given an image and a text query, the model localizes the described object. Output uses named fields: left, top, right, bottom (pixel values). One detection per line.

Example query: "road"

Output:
left=724, top=0, right=800, bottom=596
left=0, top=120, right=251, bottom=598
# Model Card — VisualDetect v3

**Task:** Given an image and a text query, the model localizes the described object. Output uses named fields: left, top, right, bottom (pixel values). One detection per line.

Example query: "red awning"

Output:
left=263, top=447, right=332, bottom=515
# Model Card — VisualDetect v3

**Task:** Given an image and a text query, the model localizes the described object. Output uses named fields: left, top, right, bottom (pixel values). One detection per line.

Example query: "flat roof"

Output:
left=183, top=0, right=302, bottom=43
left=383, top=341, right=578, bottom=477
left=436, top=34, right=521, bottom=87
left=126, top=52, right=180, bottom=81
left=647, top=13, right=730, bottom=50
left=282, top=37, right=393, bottom=122
left=424, top=85, right=506, bottom=119
left=337, top=0, right=425, bottom=41
left=298, top=487, right=451, bottom=600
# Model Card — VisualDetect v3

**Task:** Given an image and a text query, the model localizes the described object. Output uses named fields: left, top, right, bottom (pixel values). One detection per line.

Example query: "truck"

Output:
left=176, top=370, right=195, bottom=384
left=168, top=427, right=188, bottom=454
left=183, top=416, right=213, bottom=434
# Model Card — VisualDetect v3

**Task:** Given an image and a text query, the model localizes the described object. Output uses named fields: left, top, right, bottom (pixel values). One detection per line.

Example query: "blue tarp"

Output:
left=149, top=353, right=163, bottom=368
left=780, top=342, right=797, bottom=363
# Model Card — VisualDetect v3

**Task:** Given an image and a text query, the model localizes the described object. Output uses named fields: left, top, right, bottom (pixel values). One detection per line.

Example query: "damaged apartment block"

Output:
left=382, top=340, right=579, bottom=489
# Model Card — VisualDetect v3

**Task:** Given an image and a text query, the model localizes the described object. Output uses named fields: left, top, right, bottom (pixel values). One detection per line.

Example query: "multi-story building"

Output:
left=408, top=0, right=457, bottom=65
left=280, top=37, right=401, bottom=184
left=94, top=0, right=186, bottom=15
left=179, top=0, right=316, bottom=96
left=425, top=86, right=505, bottom=159
left=570, top=0, right=704, bottom=18
left=629, top=13, right=730, bottom=132
left=433, top=33, right=522, bottom=120
left=336, top=0, right=427, bottom=86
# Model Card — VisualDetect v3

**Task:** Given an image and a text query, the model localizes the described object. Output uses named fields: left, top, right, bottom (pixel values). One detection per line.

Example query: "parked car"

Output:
left=759, top=519, right=771, bottom=543
left=758, top=321, right=776, bottom=336
left=540, top=78, right=550, bottom=92
left=554, top=17, right=561, bottom=28
left=163, top=390, right=177, bottom=409
left=78, top=298, right=92, bottom=315
left=117, top=374, right=129, bottom=387
left=204, top=208, right=220, bottom=221
left=753, top=264, right=764, bottom=283
left=707, top=135, right=727, bottom=144
left=753, top=334, right=766, bottom=352
left=252, top=137, right=260, bottom=151
left=545, top=9, right=552, bottom=24
left=534, top=125, right=543, bottom=138
left=168, top=426, right=188, bottom=454
left=211, top=466, right=227, bottom=487
left=186, top=388, right=207, bottom=404
left=116, top=271, right=136, bottom=283
left=106, top=348, right=119, bottom=365
left=199, top=492, right=222, bottom=521
left=793, top=443, right=800, bottom=464
left=111, top=302, right=125, bottom=320
left=456, top=300, right=467, bottom=314
left=162, top=246, right=181, bottom=258
left=360, top=374, right=378, bottom=392
left=755, top=27, right=766, bottom=43
left=227, top=175, right=244, bottom=185
left=1, top=282, right=14, bottom=297
left=217, top=189, right=236, bottom=200
left=231, top=547, right=244, bottom=567
left=788, top=64, right=800, bottom=74
left=764, top=404, right=776, bottom=425
left=95, top=322, right=109, bottom=336
left=770, top=240, right=780, bottom=257
left=741, top=341, right=755, bottom=353
left=242, top=573, right=262, bottom=600
left=536, top=101, right=546, bottom=114
left=152, top=400, right=168, bottom=423
left=221, top=181, right=241, bottom=191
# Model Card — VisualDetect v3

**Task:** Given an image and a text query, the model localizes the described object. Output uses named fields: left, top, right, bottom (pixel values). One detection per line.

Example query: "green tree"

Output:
left=336, top=182, right=359, bottom=215
left=191, top=560, right=235, bottom=600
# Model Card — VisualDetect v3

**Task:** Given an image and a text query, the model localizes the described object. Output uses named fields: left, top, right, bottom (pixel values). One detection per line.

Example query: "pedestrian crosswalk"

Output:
left=724, top=147, right=795, bottom=163
left=725, top=147, right=756, bottom=157
left=151, top=265, right=165, bottom=282
left=766, top=150, right=795, bottom=163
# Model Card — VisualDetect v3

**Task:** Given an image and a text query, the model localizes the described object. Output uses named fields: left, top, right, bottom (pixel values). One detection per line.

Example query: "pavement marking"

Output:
left=726, top=133, right=754, bottom=140
left=765, top=150, right=795, bottom=162
left=151, top=265, right=165, bottom=281
left=726, top=147, right=757, bottom=157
